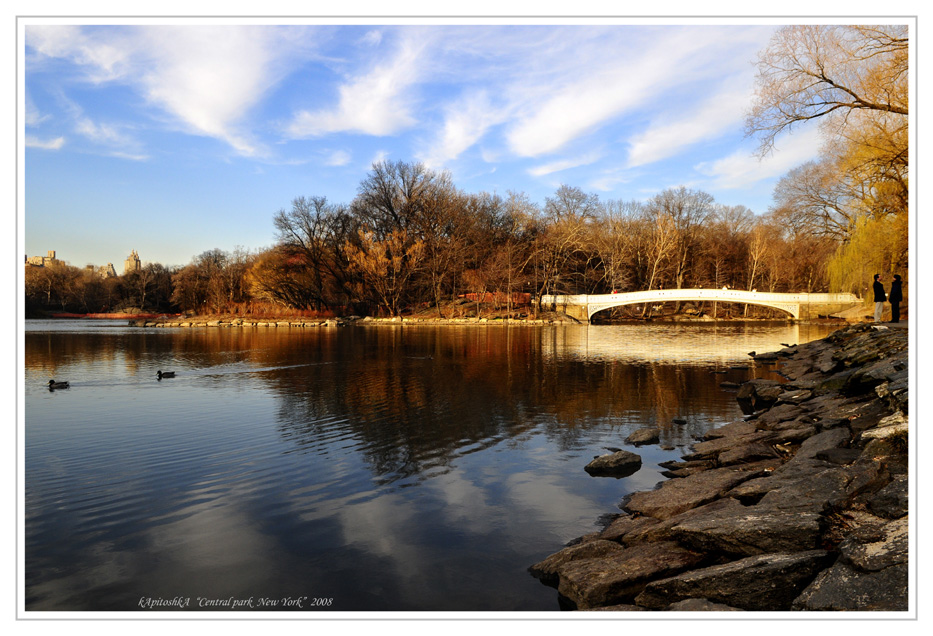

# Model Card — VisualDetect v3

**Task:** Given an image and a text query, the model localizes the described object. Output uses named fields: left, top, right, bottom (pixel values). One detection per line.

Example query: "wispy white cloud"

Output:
left=25, top=135, right=65, bottom=150
left=588, top=171, right=634, bottom=192
left=108, top=151, right=149, bottom=162
left=287, top=34, right=428, bottom=138
left=360, top=30, right=383, bottom=47
left=694, top=126, right=823, bottom=190
left=370, top=150, right=391, bottom=166
left=528, top=151, right=603, bottom=177
left=324, top=149, right=352, bottom=166
left=28, top=25, right=318, bottom=156
left=137, top=26, right=307, bottom=156
left=27, top=25, right=134, bottom=83
left=75, top=117, right=134, bottom=146
left=25, top=93, right=50, bottom=127
left=417, top=90, right=510, bottom=168
left=504, top=27, right=756, bottom=158
left=626, top=78, right=753, bottom=168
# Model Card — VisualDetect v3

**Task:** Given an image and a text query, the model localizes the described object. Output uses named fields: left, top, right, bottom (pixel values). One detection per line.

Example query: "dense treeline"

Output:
left=25, top=25, right=907, bottom=319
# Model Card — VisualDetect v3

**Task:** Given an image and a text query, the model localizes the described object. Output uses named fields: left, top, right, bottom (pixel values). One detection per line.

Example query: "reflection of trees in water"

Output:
left=257, top=328, right=749, bottom=483
left=27, top=325, right=757, bottom=484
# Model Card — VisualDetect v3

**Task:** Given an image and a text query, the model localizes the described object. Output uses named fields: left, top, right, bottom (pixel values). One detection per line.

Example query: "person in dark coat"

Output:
left=889, top=274, right=903, bottom=323
left=872, top=274, right=886, bottom=323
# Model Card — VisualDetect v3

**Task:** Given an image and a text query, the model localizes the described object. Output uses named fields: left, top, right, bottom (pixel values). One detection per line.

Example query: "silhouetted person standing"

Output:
left=872, top=274, right=886, bottom=323
left=889, top=274, right=903, bottom=323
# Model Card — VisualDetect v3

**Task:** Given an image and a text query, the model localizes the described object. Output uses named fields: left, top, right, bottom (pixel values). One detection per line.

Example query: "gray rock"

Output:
left=661, top=465, right=712, bottom=478
left=726, top=457, right=836, bottom=505
left=598, top=514, right=661, bottom=543
left=585, top=450, right=642, bottom=477
left=619, top=498, right=739, bottom=546
left=625, top=427, right=661, bottom=446
left=682, top=430, right=776, bottom=461
left=556, top=541, right=705, bottom=609
left=840, top=517, right=908, bottom=572
left=736, top=380, right=784, bottom=414
left=815, top=447, right=862, bottom=465
left=635, top=550, right=833, bottom=611
left=717, top=442, right=779, bottom=466
left=669, top=498, right=822, bottom=556
left=867, top=475, right=908, bottom=519
left=529, top=539, right=624, bottom=586
left=776, top=389, right=813, bottom=404
left=792, top=562, right=908, bottom=611
left=701, top=420, right=759, bottom=440
left=843, top=454, right=890, bottom=504
left=665, top=598, right=742, bottom=611
left=757, top=466, right=852, bottom=513
left=755, top=402, right=804, bottom=426
left=658, top=459, right=710, bottom=470
left=624, top=464, right=768, bottom=520
left=793, top=427, right=851, bottom=460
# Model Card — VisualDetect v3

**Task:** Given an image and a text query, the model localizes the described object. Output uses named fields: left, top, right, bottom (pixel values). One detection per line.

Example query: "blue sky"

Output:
left=21, top=20, right=831, bottom=270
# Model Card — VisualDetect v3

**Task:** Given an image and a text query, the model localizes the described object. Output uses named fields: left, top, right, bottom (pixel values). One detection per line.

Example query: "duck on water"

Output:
left=157, top=370, right=175, bottom=380
left=47, top=380, right=69, bottom=390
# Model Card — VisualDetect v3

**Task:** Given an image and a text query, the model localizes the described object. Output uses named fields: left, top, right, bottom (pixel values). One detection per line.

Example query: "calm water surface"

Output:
left=24, top=320, right=839, bottom=611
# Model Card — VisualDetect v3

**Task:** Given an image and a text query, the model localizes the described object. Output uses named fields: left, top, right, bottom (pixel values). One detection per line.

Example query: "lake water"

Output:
left=23, top=319, right=840, bottom=612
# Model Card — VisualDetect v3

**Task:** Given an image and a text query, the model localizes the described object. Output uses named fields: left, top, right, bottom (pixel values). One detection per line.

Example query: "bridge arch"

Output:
left=586, top=297, right=798, bottom=321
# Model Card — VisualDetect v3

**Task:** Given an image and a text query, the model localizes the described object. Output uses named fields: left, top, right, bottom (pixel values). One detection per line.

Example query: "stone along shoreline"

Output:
left=530, top=323, right=909, bottom=611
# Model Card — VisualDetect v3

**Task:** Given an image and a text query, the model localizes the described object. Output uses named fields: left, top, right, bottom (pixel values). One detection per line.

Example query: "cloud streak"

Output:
left=694, top=126, right=823, bottom=190
left=25, top=136, right=65, bottom=150
left=287, top=33, right=428, bottom=138
left=626, top=78, right=753, bottom=168
left=27, top=25, right=318, bottom=156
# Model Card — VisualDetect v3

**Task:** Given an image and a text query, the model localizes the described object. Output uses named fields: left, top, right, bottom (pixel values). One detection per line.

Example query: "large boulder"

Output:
left=635, top=551, right=834, bottom=611
left=665, top=598, right=742, bottom=611
left=793, top=518, right=908, bottom=611
left=736, top=380, right=784, bottom=414
left=556, top=541, right=704, bottom=609
left=625, top=427, right=660, bottom=446
left=529, top=539, right=624, bottom=586
left=584, top=450, right=642, bottom=477
left=669, top=498, right=823, bottom=556
left=623, top=464, right=769, bottom=520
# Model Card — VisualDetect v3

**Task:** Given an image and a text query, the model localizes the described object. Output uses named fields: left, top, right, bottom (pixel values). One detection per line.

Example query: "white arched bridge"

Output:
left=541, top=289, right=861, bottom=323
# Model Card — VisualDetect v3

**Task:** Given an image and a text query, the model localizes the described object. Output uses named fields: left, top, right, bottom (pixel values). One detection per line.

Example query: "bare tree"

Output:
left=746, top=25, right=908, bottom=155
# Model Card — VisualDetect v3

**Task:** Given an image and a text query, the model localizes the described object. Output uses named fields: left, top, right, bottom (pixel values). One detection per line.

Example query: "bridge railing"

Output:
left=541, top=289, right=860, bottom=305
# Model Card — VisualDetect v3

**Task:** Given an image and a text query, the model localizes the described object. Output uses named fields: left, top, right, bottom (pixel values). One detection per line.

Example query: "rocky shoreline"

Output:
left=530, top=323, right=909, bottom=611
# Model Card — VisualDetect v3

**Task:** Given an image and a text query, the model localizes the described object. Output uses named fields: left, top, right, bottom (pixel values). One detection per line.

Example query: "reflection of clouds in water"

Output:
left=427, top=467, right=491, bottom=527
left=502, top=471, right=604, bottom=542
left=27, top=495, right=280, bottom=609
left=27, top=540, right=141, bottom=610
left=336, top=493, right=425, bottom=578
left=146, top=500, right=276, bottom=572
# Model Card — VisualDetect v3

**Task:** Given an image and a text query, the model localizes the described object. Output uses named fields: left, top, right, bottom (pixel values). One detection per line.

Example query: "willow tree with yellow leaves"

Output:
left=747, top=24, right=909, bottom=300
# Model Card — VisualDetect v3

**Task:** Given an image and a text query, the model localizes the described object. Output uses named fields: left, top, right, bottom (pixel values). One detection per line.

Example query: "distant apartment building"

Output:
left=25, top=250, right=59, bottom=267
left=86, top=263, right=118, bottom=278
left=123, top=249, right=141, bottom=275
left=26, top=249, right=137, bottom=278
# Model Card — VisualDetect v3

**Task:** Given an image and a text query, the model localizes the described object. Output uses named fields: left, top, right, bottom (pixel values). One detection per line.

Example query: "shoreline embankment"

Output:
left=530, top=323, right=909, bottom=611
left=124, top=314, right=855, bottom=329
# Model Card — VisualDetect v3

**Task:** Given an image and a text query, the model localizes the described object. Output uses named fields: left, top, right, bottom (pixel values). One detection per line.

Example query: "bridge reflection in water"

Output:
left=542, top=289, right=861, bottom=322
left=537, top=323, right=839, bottom=364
